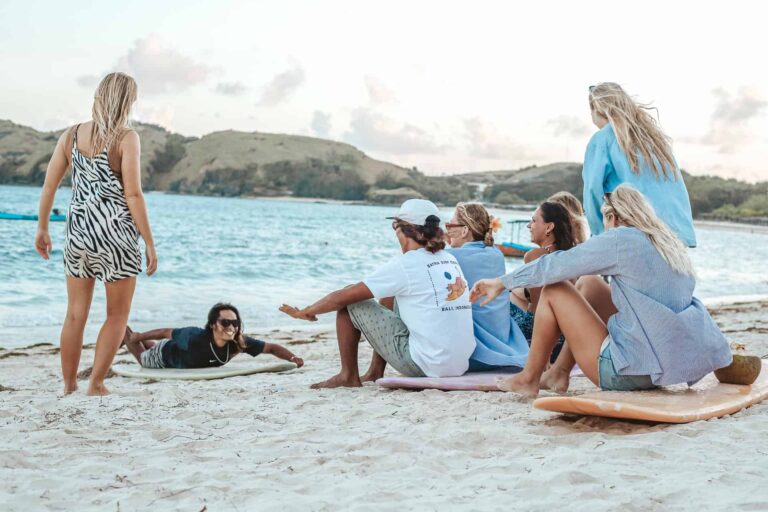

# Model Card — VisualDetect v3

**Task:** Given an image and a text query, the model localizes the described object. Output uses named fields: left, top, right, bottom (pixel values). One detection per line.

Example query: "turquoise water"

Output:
left=1, top=184, right=767, bottom=347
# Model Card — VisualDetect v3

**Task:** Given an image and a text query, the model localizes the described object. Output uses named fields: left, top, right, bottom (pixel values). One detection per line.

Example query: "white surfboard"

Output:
left=112, top=361, right=297, bottom=380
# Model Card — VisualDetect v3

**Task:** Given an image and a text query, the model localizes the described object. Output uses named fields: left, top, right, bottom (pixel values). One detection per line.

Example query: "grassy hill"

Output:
left=1, top=119, right=766, bottom=218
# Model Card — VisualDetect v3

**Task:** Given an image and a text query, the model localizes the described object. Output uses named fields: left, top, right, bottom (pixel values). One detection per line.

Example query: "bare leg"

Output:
left=310, top=307, right=363, bottom=389
left=541, top=276, right=617, bottom=393
left=361, top=352, right=387, bottom=382
left=540, top=345, right=575, bottom=394
left=87, top=277, right=136, bottom=396
left=576, top=275, right=617, bottom=324
left=61, top=276, right=96, bottom=394
left=509, top=288, right=530, bottom=311
left=497, top=282, right=607, bottom=398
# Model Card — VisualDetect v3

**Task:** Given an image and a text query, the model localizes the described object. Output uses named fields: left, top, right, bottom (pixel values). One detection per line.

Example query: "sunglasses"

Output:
left=445, top=223, right=465, bottom=229
left=217, top=318, right=240, bottom=328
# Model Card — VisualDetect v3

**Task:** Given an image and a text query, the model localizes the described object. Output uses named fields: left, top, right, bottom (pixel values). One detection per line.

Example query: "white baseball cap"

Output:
left=387, top=199, right=442, bottom=226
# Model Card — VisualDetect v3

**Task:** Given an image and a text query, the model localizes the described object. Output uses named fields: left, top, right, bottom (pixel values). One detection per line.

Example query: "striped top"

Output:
left=583, top=123, right=697, bottom=247
left=500, top=227, right=732, bottom=386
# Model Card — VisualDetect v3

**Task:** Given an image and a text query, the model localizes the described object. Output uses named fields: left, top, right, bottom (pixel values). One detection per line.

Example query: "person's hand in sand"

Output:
left=279, top=304, right=318, bottom=322
left=470, top=278, right=506, bottom=306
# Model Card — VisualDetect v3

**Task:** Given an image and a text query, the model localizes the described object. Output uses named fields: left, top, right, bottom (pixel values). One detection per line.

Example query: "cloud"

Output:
left=76, top=36, right=211, bottom=95
left=75, top=74, right=99, bottom=88
left=701, top=87, right=767, bottom=153
left=133, top=105, right=176, bottom=130
left=464, top=117, right=537, bottom=160
left=257, top=66, right=306, bottom=106
left=343, top=108, right=439, bottom=154
left=215, top=82, right=249, bottom=96
left=365, top=76, right=396, bottom=105
left=310, top=110, right=332, bottom=138
left=547, top=115, right=591, bottom=137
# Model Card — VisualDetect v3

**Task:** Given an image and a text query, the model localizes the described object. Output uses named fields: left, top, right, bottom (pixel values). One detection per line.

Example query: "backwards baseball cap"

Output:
left=386, top=199, right=441, bottom=226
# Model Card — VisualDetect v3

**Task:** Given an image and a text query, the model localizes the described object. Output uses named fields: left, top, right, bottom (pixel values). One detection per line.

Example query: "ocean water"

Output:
left=1, top=184, right=767, bottom=348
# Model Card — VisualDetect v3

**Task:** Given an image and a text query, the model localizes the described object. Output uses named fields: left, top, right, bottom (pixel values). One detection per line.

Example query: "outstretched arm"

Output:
left=279, top=282, right=374, bottom=321
left=263, top=342, right=304, bottom=367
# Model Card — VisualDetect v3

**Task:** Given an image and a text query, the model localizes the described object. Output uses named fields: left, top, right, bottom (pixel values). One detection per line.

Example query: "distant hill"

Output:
left=1, top=119, right=766, bottom=218
left=0, top=119, right=413, bottom=198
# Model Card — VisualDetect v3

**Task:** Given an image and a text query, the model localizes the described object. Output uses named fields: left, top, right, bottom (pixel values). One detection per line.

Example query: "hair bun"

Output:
left=424, top=215, right=441, bottom=228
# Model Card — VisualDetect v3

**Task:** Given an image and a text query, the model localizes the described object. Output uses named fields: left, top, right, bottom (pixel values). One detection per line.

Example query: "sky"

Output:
left=1, top=0, right=767, bottom=182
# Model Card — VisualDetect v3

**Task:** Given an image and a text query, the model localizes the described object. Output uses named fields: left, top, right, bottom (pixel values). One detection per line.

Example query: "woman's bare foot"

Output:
left=540, top=366, right=571, bottom=394
left=63, top=381, right=78, bottom=395
left=497, top=371, right=540, bottom=398
left=310, top=373, right=362, bottom=389
left=86, top=382, right=110, bottom=396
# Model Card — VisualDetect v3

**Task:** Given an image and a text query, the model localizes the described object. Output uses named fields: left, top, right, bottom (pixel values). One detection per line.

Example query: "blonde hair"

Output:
left=602, top=185, right=693, bottom=275
left=455, top=202, right=495, bottom=246
left=589, top=82, right=677, bottom=180
left=91, top=72, right=137, bottom=155
left=548, top=191, right=588, bottom=244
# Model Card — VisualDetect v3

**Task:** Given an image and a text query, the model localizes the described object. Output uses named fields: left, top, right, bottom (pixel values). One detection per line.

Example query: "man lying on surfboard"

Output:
left=123, top=303, right=304, bottom=370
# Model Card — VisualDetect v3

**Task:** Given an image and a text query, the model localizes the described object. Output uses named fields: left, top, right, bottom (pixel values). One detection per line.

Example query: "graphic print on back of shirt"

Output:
left=426, top=260, right=469, bottom=310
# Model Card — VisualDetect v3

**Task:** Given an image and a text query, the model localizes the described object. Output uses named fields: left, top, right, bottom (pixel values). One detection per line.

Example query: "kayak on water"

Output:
left=0, top=211, right=66, bottom=221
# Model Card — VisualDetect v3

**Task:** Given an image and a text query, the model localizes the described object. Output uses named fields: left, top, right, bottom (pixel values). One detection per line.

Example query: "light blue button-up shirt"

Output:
left=500, top=227, right=731, bottom=386
left=583, top=123, right=697, bottom=247
left=447, top=241, right=529, bottom=368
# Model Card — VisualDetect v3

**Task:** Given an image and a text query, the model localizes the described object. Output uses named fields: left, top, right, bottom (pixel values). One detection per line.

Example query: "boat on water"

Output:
left=495, top=219, right=535, bottom=258
left=0, top=211, right=66, bottom=222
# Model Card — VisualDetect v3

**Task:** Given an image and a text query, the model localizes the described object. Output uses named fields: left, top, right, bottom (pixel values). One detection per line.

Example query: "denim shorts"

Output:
left=598, top=336, right=656, bottom=391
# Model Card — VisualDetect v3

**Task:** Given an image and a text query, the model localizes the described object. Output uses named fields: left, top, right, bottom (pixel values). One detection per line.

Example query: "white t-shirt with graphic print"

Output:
left=363, top=248, right=476, bottom=377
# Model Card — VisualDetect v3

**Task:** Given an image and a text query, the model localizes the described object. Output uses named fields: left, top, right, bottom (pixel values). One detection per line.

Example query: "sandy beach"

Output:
left=1, top=300, right=767, bottom=511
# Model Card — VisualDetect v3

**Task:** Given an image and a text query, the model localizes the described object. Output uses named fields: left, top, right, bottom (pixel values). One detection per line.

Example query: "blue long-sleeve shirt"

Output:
left=583, top=124, right=697, bottom=247
left=500, top=227, right=731, bottom=386
left=447, top=241, right=528, bottom=368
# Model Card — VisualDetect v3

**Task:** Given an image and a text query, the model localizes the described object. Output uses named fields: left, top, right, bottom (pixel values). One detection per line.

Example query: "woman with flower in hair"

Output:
left=471, top=186, right=731, bottom=398
left=35, top=72, right=157, bottom=396
left=584, top=82, right=696, bottom=247
left=444, top=202, right=528, bottom=371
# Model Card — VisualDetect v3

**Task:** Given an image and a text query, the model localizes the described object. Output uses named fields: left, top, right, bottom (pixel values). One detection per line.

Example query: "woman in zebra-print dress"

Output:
left=35, top=72, right=157, bottom=396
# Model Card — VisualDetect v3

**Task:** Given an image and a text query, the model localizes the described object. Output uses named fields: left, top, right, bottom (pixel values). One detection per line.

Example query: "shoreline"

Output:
left=6, top=184, right=767, bottom=232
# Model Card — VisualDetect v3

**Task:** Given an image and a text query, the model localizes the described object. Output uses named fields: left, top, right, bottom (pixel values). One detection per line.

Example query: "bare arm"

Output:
left=523, top=247, right=547, bottom=312
left=263, top=342, right=304, bottom=367
left=279, top=282, right=374, bottom=321
left=120, top=131, right=157, bottom=276
left=35, top=131, right=71, bottom=259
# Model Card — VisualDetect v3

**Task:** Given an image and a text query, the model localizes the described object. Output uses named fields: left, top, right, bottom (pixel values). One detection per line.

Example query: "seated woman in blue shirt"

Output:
left=584, top=82, right=696, bottom=247
left=471, top=185, right=732, bottom=398
left=444, top=202, right=528, bottom=371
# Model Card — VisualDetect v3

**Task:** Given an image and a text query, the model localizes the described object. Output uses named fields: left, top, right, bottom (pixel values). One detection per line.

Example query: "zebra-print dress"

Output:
left=63, top=126, right=142, bottom=282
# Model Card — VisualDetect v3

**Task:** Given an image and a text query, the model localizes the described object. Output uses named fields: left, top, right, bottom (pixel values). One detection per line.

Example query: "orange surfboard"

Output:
left=533, top=361, right=768, bottom=423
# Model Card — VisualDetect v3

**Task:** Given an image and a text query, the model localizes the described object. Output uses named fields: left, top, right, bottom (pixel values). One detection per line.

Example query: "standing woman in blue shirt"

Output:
left=444, top=202, right=529, bottom=371
left=470, top=185, right=731, bottom=398
left=583, top=82, right=696, bottom=247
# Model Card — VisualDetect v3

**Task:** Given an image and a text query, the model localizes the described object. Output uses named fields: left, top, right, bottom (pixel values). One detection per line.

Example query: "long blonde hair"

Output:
left=589, top=82, right=677, bottom=180
left=602, top=185, right=693, bottom=275
left=548, top=191, right=588, bottom=244
left=91, top=72, right=137, bottom=155
left=455, top=202, right=495, bottom=246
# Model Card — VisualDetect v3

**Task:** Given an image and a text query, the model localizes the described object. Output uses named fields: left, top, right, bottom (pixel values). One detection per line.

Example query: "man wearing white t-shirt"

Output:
left=280, top=199, right=476, bottom=389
